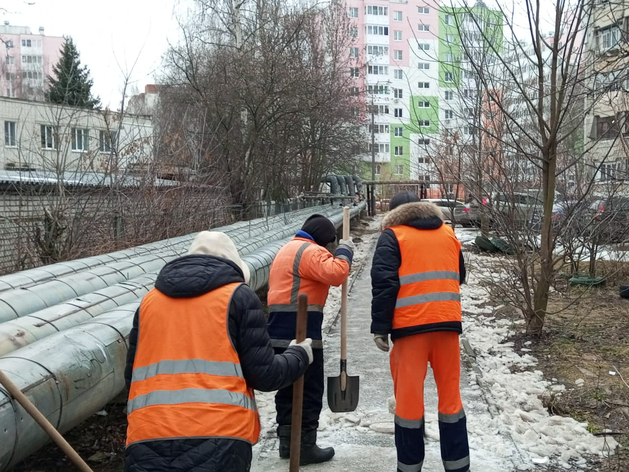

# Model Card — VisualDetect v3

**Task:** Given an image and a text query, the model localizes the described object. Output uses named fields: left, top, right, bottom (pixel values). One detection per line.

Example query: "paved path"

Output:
left=251, top=247, right=520, bottom=472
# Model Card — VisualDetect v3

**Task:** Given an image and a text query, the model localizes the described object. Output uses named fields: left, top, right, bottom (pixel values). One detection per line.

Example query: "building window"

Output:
left=367, top=45, right=389, bottom=55
left=375, top=164, right=382, bottom=175
left=445, top=71, right=454, bottom=82
left=72, top=128, right=89, bottom=152
left=445, top=109, right=453, bottom=119
left=395, top=165, right=404, bottom=175
left=600, top=161, right=623, bottom=181
left=4, top=121, right=17, bottom=147
left=445, top=53, right=454, bottom=63
left=394, top=69, right=404, bottom=80
left=349, top=7, right=359, bottom=17
left=350, top=47, right=359, bottom=58
left=378, top=105, right=390, bottom=115
left=21, top=39, right=32, bottom=47
left=394, top=50, right=403, bottom=60
left=394, top=108, right=403, bottom=118
left=350, top=27, right=358, bottom=38
left=393, top=88, right=403, bottom=99
left=417, top=138, right=430, bottom=145
left=368, top=65, right=389, bottom=75
left=418, top=62, right=430, bottom=70
left=419, top=120, right=430, bottom=127
left=395, top=146, right=404, bottom=156
left=445, top=14, right=454, bottom=25
left=394, top=30, right=402, bottom=41
left=367, top=26, right=389, bottom=36
left=369, top=143, right=390, bottom=153
left=394, top=11, right=403, bottom=21
left=6, top=56, right=14, bottom=65
left=40, top=125, right=57, bottom=149
left=418, top=43, right=430, bottom=51
left=418, top=82, right=430, bottom=88
left=367, top=85, right=389, bottom=95
left=418, top=6, right=430, bottom=14
left=99, top=130, right=117, bottom=152
left=464, top=89, right=476, bottom=98
left=366, top=5, right=388, bottom=15
left=464, top=126, right=474, bottom=135
left=446, top=34, right=455, bottom=44
left=351, top=86, right=360, bottom=96
left=350, top=67, right=360, bottom=78
left=395, top=126, right=403, bottom=137
left=445, top=91, right=454, bottom=100
left=598, top=25, right=621, bottom=51
left=417, top=101, right=430, bottom=108
left=370, top=124, right=390, bottom=134
left=418, top=24, right=430, bottom=32
left=423, top=174, right=431, bottom=182
left=596, top=116, right=620, bottom=139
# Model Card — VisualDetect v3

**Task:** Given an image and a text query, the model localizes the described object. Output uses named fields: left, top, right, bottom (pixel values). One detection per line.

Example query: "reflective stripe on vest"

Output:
left=391, top=225, right=462, bottom=330
left=267, top=238, right=331, bottom=312
left=126, top=282, right=260, bottom=446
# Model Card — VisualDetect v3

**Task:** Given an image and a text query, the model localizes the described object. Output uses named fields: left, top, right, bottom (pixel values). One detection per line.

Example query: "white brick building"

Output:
left=1, top=96, right=153, bottom=172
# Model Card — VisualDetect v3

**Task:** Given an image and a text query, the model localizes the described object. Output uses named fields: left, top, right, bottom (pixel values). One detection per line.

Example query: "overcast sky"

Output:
left=1, top=0, right=182, bottom=109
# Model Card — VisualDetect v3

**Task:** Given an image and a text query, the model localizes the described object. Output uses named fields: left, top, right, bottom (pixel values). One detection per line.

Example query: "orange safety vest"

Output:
left=267, top=238, right=332, bottom=313
left=126, top=282, right=260, bottom=447
left=391, top=225, right=462, bottom=331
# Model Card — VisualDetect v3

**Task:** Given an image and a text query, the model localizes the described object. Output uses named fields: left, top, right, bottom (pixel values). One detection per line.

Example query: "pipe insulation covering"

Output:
left=0, top=203, right=365, bottom=471
left=0, top=204, right=335, bottom=293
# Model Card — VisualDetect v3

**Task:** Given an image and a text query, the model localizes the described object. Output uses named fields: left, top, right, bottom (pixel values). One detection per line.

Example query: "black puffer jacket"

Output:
left=371, top=203, right=466, bottom=339
left=124, top=255, right=309, bottom=472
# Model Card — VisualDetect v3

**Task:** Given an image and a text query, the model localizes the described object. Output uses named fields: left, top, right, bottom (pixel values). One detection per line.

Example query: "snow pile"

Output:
left=461, top=254, right=618, bottom=468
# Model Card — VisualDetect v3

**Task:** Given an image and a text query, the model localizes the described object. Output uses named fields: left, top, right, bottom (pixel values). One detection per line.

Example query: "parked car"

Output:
left=589, top=196, right=629, bottom=243
left=420, top=198, right=467, bottom=223
left=456, top=192, right=544, bottom=228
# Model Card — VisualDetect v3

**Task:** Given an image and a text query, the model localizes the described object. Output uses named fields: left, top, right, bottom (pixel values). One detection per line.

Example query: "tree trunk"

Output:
left=530, top=149, right=557, bottom=334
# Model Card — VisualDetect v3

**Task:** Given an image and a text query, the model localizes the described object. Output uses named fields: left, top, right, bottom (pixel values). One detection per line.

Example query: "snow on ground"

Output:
left=460, top=251, right=618, bottom=469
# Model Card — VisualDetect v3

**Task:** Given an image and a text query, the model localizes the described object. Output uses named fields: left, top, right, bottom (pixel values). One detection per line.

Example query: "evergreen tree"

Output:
left=45, top=37, right=100, bottom=108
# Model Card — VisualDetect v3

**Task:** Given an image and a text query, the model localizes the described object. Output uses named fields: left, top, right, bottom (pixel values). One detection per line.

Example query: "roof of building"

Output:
left=0, top=170, right=178, bottom=188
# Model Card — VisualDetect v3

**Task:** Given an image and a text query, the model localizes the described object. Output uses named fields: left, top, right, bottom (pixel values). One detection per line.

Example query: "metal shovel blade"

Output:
left=327, top=370, right=360, bottom=413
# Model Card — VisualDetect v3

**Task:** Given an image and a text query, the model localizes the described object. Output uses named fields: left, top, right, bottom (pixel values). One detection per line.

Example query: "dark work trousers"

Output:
left=274, top=347, right=324, bottom=432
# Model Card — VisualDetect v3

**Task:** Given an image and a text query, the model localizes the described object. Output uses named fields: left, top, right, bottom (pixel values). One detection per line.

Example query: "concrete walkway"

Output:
left=251, top=248, right=520, bottom=472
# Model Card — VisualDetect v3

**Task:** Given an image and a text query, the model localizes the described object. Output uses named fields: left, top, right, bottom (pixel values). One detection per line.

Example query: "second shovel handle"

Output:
left=340, top=207, right=350, bottom=365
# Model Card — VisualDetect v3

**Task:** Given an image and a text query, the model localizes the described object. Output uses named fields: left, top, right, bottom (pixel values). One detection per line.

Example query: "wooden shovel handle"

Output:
left=340, top=207, right=350, bottom=390
left=289, top=294, right=309, bottom=472
left=0, top=369, right=94, bottom=472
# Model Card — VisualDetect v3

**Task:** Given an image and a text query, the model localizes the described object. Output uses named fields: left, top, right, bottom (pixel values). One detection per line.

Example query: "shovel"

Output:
left=289, top=294, right=308, bottom=472
left=327, top=206, right=360, bottom=413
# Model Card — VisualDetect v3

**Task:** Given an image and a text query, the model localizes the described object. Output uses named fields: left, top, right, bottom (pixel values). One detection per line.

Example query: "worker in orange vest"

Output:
left=267, top=214, right=354, bottom=465
left=371, top=192, right=470, bottom=472
left=124, top=231, right=314, bottom=472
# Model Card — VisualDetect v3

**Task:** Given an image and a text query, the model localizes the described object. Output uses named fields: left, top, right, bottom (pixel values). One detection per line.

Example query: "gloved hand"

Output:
left=374, top=334, right=390, bottom=352
left=290, top=338, right=314, bottom=364
left=338, top=238, right=355, bottom=253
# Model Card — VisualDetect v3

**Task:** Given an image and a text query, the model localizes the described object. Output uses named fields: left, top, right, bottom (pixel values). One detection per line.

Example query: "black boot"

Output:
left=277, top=425, right=291, bottom=459
left=300, top=429, right=335, bottom=465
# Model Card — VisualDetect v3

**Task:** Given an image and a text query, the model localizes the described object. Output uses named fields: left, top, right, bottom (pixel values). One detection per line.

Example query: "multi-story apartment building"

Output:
left=1, top=96, right=153, bottom=172
left=0, top=22, right=64, bottom=100
left=584, top=2, right=629, bottom=184
left=347, top=0, right=502, bottom=196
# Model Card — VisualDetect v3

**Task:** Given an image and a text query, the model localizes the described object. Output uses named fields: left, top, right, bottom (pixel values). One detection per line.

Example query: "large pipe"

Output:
left=335, top=175, right=347, bottom=196
left=344, top=175, right=355, bottom=196
left=0, top=203, right=366, bottom=470
left=0, top=205, right=347, bottom=322
left=324, top=175, right=339, bottom=195
left=352, top=175, right=363, bottom=195
left=0, top=204, right=334, bottom=293
left=0, top=204, right=366, bottom=354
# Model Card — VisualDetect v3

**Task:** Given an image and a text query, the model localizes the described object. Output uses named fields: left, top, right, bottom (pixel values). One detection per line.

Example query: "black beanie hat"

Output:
left=389, top=191, right=421, bottom=211
left=301, top=215, right=337, bottom=246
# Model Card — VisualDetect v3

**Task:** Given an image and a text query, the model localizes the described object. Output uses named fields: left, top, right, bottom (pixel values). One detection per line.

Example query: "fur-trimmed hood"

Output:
left=382, top=202, right=443, bottom=230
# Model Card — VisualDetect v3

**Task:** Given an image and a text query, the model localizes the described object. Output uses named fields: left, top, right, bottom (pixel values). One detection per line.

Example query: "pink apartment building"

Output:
left=0, top=21, right=64, bottom=100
